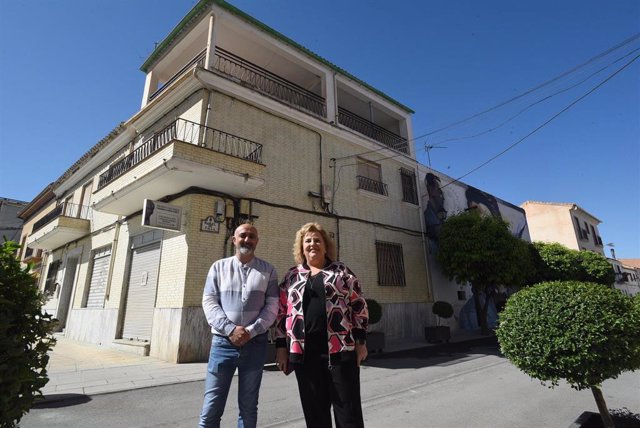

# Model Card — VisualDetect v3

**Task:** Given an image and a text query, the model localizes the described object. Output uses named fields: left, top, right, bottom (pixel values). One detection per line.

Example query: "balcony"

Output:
left=26, top=203, right=91, bottom=250
left=338, top=107, right=407, bottom=153
left=211, top=47, right=326, bottom=118
left=357, top=175, right=388, bottom=196
left=93, top=118, right=265, bottom=215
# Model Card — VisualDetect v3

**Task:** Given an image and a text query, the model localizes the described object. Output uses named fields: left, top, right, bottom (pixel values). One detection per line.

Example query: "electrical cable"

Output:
left=440, top=53, right=640, bottom=189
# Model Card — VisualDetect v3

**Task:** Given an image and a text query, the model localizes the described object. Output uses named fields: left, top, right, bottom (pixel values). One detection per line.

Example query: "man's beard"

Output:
left=239, top=245, right=254, bottom=255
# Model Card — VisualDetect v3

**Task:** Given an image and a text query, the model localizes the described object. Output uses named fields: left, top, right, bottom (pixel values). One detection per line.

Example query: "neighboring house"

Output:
left=418, top=166, right=531, bottom=331
left=0, top=197, right=27, bottom=243
left=19, top=0, right=430, bottom=362
left=609, top=258, right=640, bottom=296
left=520, top=201, right=604, bottom=254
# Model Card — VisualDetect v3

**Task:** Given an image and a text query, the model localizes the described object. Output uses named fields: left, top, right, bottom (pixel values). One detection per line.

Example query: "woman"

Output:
left=275, top=222, right=369, bottom=428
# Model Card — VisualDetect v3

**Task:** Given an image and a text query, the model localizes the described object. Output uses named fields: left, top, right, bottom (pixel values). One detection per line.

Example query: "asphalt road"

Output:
left=21, top=341, right=639, bottom=427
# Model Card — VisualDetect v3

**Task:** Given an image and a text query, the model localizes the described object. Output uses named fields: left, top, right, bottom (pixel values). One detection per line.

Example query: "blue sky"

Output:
left=1, top=0, right=638, bottom=257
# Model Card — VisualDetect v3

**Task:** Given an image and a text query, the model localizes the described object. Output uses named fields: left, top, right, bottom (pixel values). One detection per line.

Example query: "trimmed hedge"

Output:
left=366, top=298, right=383, bottom=325
left=496, top=281, right=640, bottom=390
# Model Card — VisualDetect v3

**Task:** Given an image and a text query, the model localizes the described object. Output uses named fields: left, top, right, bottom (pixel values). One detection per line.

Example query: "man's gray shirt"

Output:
left=202, top=255, right=279, bottom=338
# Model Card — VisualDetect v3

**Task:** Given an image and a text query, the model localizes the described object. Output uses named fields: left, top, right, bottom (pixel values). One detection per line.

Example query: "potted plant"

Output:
left=425, top=300, right=454, bottom=343
left=365, top=298, right=385, bottom=353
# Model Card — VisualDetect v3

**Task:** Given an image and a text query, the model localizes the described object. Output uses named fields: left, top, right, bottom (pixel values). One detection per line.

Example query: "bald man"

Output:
left=199, top=223, right=278, bottom=428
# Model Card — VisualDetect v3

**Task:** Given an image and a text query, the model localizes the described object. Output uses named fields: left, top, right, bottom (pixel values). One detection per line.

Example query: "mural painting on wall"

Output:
left=421, top=170, right=530, bottom=331
left=422, top=171, right=528, bottom=244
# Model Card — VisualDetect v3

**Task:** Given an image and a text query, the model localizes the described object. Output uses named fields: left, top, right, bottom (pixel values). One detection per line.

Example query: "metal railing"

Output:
left=98, top=118, right=264, bottom=190
left=212, top=47, right=326, bottom=118
left=357, top=175, right=388, bottom=196
left=148, top=50, right=206, bottom=102
left=33, top=203, right=91, bottom=232
left=338, top=107, right=408, bottom=154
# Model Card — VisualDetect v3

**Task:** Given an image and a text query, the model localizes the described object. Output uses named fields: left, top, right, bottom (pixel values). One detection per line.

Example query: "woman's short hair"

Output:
left=293, top=222, right=336, bottom=265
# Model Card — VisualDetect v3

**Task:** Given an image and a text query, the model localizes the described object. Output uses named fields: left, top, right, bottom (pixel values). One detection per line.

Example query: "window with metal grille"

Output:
left=357, top=158, right=387, bottom=195
left=44, top=260, right=61, bottom=295
left=400, top=168, right=418, bottom=204
left=375, top=241, right=406, bottom=286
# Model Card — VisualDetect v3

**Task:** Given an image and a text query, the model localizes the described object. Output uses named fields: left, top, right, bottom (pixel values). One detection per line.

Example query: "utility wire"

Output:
left=440, top=53, right=640, bottom=189
left=331, top=34, right=640, bottom=165
left=432, top=46, right=640, bottom=146
left=416, top=32, right=640, bottom=140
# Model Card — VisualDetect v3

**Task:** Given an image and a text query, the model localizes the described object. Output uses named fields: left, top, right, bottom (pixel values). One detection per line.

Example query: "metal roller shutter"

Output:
left=85, top=247, right=111, bottom=308
left=122, top=241, right=161, bottom=341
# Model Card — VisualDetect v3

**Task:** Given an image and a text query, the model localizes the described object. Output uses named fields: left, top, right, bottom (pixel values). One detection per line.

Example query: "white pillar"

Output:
left=141, top=70, right=158, bottom=109
left=205, top=14, right=217, bottom=71
left=324, top=71, right=337, bottom=123
left=402, top=115, right=414, bottom=157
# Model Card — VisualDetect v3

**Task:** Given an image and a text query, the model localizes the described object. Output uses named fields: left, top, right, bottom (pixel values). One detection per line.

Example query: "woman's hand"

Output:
left=276, top=347, right=290, bottom=375
left=355, top=343, right=368, bottom=366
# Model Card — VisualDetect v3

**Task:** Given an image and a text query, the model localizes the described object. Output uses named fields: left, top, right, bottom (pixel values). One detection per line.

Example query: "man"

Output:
left=199, top=223, right=279, bottom=428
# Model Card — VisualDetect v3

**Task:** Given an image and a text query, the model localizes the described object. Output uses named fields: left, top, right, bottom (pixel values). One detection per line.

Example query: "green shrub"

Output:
left=0, top=240, right=57, bottom=427
left=366, top=298, right=383, bottom=325
left=496, top=281, right=640, bottom=390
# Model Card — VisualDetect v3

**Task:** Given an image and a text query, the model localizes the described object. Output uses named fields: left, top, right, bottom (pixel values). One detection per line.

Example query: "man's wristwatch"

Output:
left=356, top=338, right=366, bottom=345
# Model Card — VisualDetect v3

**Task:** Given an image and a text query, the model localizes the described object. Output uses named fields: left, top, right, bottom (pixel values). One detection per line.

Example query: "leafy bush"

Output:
left=497, top=281, right=640, bottom=390
left=496, top=281, right=640, bottom=426
left=0, top=240, right=57, bottom=427
left=532, top=242, right=615, bottom=285
left=432, top=301, right=454, bottom=325
left=366, top=298, right=383, bottom=325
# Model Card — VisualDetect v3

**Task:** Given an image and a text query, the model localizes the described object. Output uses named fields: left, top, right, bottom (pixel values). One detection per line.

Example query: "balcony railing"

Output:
left=338, top=107, right=408, bottom=154
left=357, top=175, right=388, bottom=196
left=98, top=118, right=264, bottom=190
left=33, top=203, right=91, bottom=232
left=212, top=47, right=326, bottom=118
left=149, top=50, right=206, bottom=102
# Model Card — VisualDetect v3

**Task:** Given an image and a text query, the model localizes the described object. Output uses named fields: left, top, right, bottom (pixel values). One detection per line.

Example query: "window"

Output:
left=400, top=168, right=418, bottom=204
left=84, top=246, right=112, bottom=308
left=574, top=216, right=586, bottom=240
left=357, top=158, right=387, bottom=196
left=44, top=260, right=61, bottom=295
left=375, top=241, right=405, bottom=286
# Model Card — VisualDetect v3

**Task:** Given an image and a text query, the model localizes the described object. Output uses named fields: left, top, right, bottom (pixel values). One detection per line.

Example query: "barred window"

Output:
left=44, top=260, right=61, bottom=294
left=400, top=168, right=418, bottom=204
left=375, top=241, right=406, bottom=286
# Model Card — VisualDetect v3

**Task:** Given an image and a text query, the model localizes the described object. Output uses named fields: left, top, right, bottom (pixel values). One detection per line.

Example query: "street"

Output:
left=21, top=341, right=639, bottom=427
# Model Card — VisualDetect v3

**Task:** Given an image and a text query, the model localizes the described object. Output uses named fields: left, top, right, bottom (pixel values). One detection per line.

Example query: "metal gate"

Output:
left=122, top=241, right=161, bottom=341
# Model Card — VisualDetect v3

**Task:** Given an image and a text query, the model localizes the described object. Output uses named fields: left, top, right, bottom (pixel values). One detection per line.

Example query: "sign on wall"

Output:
left=142, top=199, right=182, bottom=232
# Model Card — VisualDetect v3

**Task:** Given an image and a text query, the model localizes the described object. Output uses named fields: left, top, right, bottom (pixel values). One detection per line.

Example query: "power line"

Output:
left=432, top=46, right=640, bottom=146
left=440, top=53, right=640, bottom=189
left=413, top=33, right=640, bottom=140
left=330, top=34, right=640, bottom=168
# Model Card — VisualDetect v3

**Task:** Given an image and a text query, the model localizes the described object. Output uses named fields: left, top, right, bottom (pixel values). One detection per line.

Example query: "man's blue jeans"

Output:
left=199, top=333, right=267, bottom=428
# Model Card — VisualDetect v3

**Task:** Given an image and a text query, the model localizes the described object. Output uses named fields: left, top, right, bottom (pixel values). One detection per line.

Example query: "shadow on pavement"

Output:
left=364, top=336, right=503, bottom=370
left=32, top=394, right=92, bottom=408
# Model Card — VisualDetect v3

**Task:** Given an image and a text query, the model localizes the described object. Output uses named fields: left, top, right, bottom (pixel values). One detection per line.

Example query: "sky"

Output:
left=0, top=0, right=638, bottom=258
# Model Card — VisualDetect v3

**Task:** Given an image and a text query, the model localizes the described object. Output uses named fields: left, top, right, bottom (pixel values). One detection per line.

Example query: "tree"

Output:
left=0, top=240, right=57, bottom=427
left=496, top=281, right=640, bottom=428
left=532, top=242, right=615, bottom=285
left=436, top=210, right=534, bottom=334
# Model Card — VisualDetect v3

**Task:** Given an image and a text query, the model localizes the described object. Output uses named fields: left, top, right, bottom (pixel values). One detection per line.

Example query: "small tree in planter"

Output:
left=365, top=298, right=384, bottom=353
left=496, top=281, right=640, bottom=428
left=425, top=300, right=454, bottom=343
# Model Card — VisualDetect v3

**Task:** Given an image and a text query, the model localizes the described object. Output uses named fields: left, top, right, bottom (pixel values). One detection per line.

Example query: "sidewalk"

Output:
left=40, top=330, right=487, bottom=400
